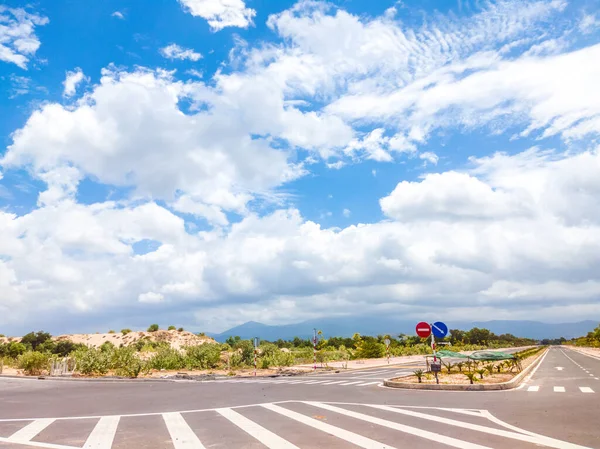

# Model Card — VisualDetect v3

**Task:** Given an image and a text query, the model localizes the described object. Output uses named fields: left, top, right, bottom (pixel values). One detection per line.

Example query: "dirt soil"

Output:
left=395, top=351, right=542, bottom=385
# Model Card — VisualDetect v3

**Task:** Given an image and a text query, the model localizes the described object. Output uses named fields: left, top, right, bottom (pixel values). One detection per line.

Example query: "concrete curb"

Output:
left=383, top=348, right=548, bottom=391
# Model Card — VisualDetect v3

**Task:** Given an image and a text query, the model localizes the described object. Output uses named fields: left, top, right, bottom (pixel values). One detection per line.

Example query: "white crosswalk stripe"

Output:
left=0, top=401, right=590, bottom=449
left=525, top=385, right=595, bottom=394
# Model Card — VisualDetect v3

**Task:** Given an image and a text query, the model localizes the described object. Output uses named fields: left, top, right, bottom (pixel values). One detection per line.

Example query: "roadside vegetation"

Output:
left=566, top=323, right=600, bottom=348
left=408, top=346, right=545, bottom=385
left=0, top=326, right=537, bottom=377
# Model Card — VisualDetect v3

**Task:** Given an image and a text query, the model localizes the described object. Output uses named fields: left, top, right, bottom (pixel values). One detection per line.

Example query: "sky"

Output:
left=1, top=0, right=600, bottom=335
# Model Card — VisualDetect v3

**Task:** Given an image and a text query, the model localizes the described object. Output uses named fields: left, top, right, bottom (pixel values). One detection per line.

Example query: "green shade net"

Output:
left=434, top=350, right=515, bottom=361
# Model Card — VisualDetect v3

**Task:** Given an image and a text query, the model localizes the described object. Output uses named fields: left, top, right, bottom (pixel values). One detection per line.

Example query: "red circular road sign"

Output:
left=416, top=321, right=431, bottom=338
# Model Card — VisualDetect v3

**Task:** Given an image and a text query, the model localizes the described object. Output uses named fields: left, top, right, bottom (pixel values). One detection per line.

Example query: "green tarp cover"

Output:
left=434, top=350, right=515, bottom=361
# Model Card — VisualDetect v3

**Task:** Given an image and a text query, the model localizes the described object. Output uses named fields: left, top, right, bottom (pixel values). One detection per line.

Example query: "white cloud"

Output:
left=112, top=11, right=125, bottom=20
left=342, top=208, right=351, bottom=218
left=1, top=148, right=600, bottom=331
left=3, top=0, right=600, bottom=332
left=139, top=292, right=165, bottom=304
left=160, top=43, right=203, bottom=61
left=0, top=6, right=49, bottom=69
left=178, top=0, right=256, bottom=31
left=63, top=68, right=86, bottom=97
left=419, top=152, right=439, bottom=166
left=579, top=14, right=599, bottom=34
left=186, top=69, right=204, bottom=78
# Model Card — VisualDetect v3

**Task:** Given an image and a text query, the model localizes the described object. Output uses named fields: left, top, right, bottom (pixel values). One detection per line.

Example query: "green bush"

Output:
left=73, top=347, right=111, bottom=375
left=185, top=344, right=221, bottom=369
left=228, top=352, right=243, bottom=368
left=355, top=340, right=385, bottom=359
left=110, top=347, right=149, bottom=378
left=177, top=327, right=184, bottom=332
left=168, top=326, right=176, bottom=331
left=148, top=347, right=185, bottom=370
left=121, top=329, right=132, bottom=335
left=1, top=342, right=27, bottom=359
left=99, top=341, right=115, bottom=353
left=21, top=331, right=52, bottom=351
left=18, top=351, right=49, bottom=375
left=147, top=324, right=159, bottom=332
left=53, top=341, right=84, bottom=357
left=108, top=330, right=115, bottom=334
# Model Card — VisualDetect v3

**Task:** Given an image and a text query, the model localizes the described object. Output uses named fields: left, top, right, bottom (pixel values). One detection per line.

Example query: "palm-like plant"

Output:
left=456, top=362, right=464, bottom=372
left=465, top=372, right=477, bottom=384
left=465, top=360, right=474, bottom=372
left=475, top=368, right=486, bottom=379
left=414, top=369, right=424, bottom=383
left=496, top=364, right=502, bottom=373
left=442, top=361, right=453, bottom=374
left=484, top=364, right=495, bottom=376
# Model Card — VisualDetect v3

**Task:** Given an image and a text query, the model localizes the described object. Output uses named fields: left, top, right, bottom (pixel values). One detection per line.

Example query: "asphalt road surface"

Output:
left=0, top=346, right=598, bottom=448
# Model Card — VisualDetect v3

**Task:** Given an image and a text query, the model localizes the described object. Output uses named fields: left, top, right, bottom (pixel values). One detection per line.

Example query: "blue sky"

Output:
left=1, top=0, right=600, bottom=334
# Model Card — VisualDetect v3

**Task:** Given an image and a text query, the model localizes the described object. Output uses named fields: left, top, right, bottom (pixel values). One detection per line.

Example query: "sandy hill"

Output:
left=1, top=330, right=217, bottom=350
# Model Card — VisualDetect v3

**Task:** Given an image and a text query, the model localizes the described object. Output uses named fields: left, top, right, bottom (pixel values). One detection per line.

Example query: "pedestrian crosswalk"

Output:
left=526, top=385, right=595, bottom=394
left=214, top=378, right=384, bottom=388
left=0, top=401, right=590, bottom=449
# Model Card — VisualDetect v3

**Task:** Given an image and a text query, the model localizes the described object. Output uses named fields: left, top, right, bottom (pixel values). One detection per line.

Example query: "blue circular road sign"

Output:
left=431, top=321, right=448, bottom=338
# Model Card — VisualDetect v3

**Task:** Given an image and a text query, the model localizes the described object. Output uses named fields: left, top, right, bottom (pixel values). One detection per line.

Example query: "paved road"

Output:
left=0, top=347, right=598, bottom=448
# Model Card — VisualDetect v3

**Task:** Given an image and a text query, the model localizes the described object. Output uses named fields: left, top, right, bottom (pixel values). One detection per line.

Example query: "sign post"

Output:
left=384, top=338, right=391, bottom=364
left=253, top=337, right=259, bottom=377
left=431, top=321, right=448, bottom=363
left=313, top=328, right=317, bottom=371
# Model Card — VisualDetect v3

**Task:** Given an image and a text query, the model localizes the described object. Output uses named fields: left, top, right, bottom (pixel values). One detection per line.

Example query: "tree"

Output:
left=121, top=329, right=132, bottom=335
left=147, top=324, right=159, bottom=332
left=21, top=331, right=52, bottom=351
left=168, top=325, right=176, bottom=331
left=226, top=336, right=241, bottom=347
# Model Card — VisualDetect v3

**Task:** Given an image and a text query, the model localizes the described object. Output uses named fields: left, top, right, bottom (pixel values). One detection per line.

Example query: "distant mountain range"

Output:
left=207, top=318, right=598, bottom=342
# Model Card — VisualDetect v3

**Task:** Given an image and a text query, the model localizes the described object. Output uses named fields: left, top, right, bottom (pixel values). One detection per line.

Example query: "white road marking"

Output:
left=553, top=386, right=565, bottom=393
left=555, top=367, right=564, bottom=371
left=216, top=408, right=299, bottom=448
left=366, top=404, right=589, bottom=449
left=306, top=402, right=491, bottom=449
left=261, top=403, right=396, bottom=449
left=163, top=412, right=206, bottom=449
left=9, top=419, right=55, bottom=442
left=527, top=386, right=539, bottom=392
left=579, top=387, right=594, bottom=393
left=83, top=416, right=120, bottom=449
left=358, top=381, right=382, bottom=386
left=340, top=381, right=365, bottom=386
left=320, top=380, right=347, bottom=385
left=0, top=437, right=77, bottom=449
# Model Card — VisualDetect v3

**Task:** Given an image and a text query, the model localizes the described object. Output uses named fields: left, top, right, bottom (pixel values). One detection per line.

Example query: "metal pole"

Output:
left=432, top=330, right=436, bottom=362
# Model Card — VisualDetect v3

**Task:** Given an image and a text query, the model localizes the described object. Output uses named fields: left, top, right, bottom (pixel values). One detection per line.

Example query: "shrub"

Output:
left=355, top=339, right=385, bottom=359
left=121, top=329, right=132, bottom=335
left=53, top=341, right=83, bottom=357
left=21, top=331, right=52, bottom=351
left=228, top=352, right=243, bottom=368
left=99, top=341, right=115, bottom=353
left=5, top=342, right=27, bottom=359
left=148, top=348, right=185, bottom=370
left=108, top=330, right=115, bottom=334
left=168, top=326, right=176, bottom=331
left=465, top=372, right=477, bottom=384
left=177, top=327, right=184, bottom=332
left=147, top=324, right=159, bottom=332
left=73, top=347, right=111, bottom=375
left=413, top=369, right=424, bottom=383
left=185, top=344, right=221, bottom=369
left=475, top=368, right=486, bottom=379
left=110, top=347, right=149, bottom=378
left=18, top=351, right=49, bottom=376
